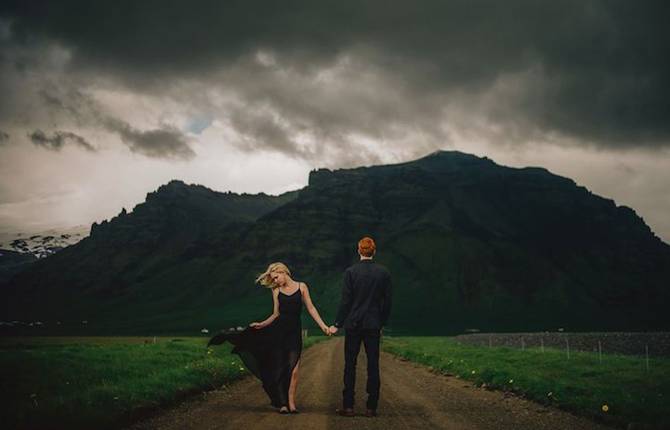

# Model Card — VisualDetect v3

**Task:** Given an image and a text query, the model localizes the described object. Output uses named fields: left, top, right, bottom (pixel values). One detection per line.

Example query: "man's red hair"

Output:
left=358, top=236, right=376, bottom=257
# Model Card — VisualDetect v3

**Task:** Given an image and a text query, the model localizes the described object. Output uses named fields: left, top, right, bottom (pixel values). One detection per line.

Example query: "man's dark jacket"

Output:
left=334, top=259, right=392, bottom=330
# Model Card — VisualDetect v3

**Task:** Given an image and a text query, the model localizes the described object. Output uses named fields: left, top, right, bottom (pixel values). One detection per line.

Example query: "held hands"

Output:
left=249, top=322, right=262, bottom=329
left=320, top=324, right=338, bottom=336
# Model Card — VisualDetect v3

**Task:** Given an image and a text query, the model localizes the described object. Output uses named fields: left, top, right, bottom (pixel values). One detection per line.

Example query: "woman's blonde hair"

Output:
left=255, top=262, right=291, bottom=289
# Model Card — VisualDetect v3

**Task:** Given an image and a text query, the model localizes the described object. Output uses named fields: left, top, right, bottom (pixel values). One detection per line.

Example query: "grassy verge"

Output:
left=383, top=336, right=669, bottom=429
left=1, top=335, right=330, bottom=429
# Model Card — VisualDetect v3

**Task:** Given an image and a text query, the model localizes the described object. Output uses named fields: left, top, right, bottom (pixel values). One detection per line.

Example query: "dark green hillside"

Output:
left=1, top=180, right=298, bottom=332
left=2, top=151, right=669, bottom=335
left=228, top=151, right=670, bottom=334
left=0, top=249, right=37, bottom=285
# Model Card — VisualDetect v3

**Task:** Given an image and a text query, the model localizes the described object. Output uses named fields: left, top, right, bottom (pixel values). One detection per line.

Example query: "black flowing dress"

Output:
left=209, top=286, right=303, bottom=408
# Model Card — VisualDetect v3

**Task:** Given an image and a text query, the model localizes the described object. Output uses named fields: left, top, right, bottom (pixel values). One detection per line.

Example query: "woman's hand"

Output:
left=249, top=322, right=262, bottom=329
left=320, top=325, right=330, bottom=336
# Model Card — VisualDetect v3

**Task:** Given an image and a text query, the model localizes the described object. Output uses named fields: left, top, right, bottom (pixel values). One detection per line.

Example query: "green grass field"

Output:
left=382, top=336, right=670, bottom=429
left=1, top=335, right=329, bottom=430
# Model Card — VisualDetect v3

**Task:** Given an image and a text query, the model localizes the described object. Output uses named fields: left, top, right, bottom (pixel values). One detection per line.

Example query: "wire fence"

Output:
left=453, top=331, right=670, bottom=364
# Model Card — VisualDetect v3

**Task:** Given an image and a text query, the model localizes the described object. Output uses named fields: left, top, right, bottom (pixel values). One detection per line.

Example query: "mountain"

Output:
left=1, top=180, right=299, bottom=333
left=0, top=225, right=89, bottom=284
left=2, top=152, right=669, bottom=335
left=0, top=224, right=89, bottom=258
left=0, top=249, right=37, bottom=285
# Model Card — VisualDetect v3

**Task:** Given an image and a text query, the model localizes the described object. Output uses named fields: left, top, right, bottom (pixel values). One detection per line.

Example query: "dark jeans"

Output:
left=342, top=328, right=381, bottom=410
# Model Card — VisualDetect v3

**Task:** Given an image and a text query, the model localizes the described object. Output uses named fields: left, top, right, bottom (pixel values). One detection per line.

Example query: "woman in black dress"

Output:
left=208, top=262, right=330, bottom=414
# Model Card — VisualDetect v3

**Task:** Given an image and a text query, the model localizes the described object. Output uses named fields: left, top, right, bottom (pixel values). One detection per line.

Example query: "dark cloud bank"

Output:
left=1, top=0, right=669, bottom=159
left=35, top=87, right=195, bottom=160
left=104, top=117, right=195, bottom=160
left=28, top=129, right=95, bottom=151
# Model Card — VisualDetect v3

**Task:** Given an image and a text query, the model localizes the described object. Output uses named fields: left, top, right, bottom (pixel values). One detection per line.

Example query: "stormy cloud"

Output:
left=1, top=0, right=669, bottom=151
left=29, top=129, right=95, bottom=152
left=0, top=1, right=668, bottom=242
left=103, top=117, right=195, bottom=160
left=33, top=87, right=195, bottom=160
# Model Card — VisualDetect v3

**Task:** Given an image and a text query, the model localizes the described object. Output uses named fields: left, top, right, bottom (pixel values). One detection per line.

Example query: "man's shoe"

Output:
left=365, top=409, right=377, bottom=417
left=336, top=408, right=355, bottom=417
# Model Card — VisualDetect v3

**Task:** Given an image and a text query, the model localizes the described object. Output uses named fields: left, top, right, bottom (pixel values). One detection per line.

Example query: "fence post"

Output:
left=598, top=340, right=602, bottom=364
left=566, top=337, right=570, bottom=360
left=646, top=344, right=650, bottom=372
left=489, top=334, right=492, bottom=349
left=521, top=337, right=525, bottom=351
left=541, top=338, right=544, bottom=353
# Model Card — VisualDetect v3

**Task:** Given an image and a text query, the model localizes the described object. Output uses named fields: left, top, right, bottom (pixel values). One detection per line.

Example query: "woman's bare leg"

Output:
left=288, top=360, right=300, bottom=410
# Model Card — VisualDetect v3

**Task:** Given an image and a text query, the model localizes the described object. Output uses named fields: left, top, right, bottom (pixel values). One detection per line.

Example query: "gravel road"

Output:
left=126, top=338, right=617, bottom=430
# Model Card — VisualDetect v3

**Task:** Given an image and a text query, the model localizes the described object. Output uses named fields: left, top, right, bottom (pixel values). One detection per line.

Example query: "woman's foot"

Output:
left=336, top=407, right=355, bottom=417
left=289, top=408, right=300, bottom=414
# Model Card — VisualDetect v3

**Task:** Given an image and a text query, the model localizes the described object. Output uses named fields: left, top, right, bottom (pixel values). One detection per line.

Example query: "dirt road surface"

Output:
left=127, top=338, right=616, bottom=430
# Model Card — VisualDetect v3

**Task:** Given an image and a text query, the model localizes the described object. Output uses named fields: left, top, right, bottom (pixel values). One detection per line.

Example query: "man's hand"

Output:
left=249, top=322, right=262, bottom=329
left=328, top=325, right=338, bottom=335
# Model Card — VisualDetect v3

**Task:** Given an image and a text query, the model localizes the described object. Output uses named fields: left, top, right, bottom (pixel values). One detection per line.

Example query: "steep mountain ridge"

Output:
left=3, top=151, right=668, bottom=335
left=2, top=181, right=299, bottom=328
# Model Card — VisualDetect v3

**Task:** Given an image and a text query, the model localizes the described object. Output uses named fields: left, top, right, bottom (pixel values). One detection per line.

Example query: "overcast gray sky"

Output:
left=0, top=0, right=668, bottom=242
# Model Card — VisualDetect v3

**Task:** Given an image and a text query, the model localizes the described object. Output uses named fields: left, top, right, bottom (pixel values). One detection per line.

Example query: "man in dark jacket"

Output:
left=329, top=236, right=392, bottom=417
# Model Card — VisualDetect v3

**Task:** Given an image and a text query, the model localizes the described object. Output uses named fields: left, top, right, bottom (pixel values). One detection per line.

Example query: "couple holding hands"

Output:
left=208, top=236, right=392, bottom=416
